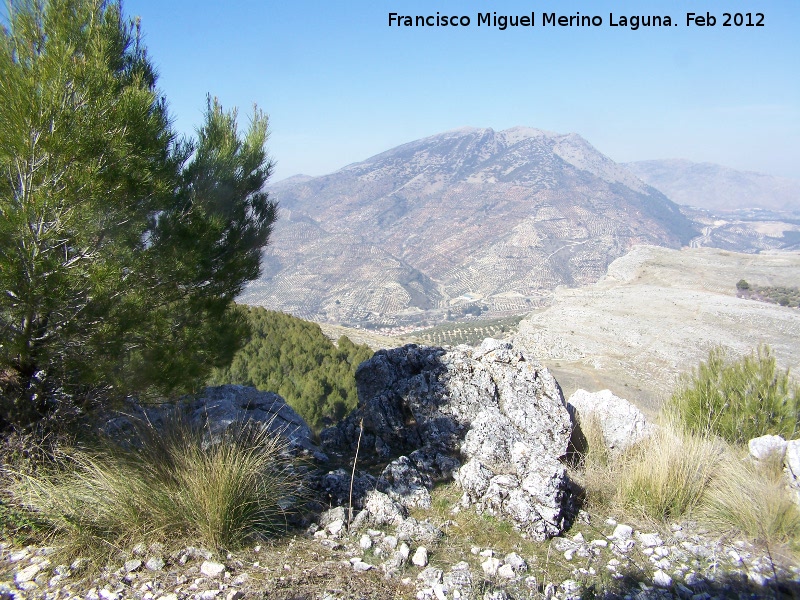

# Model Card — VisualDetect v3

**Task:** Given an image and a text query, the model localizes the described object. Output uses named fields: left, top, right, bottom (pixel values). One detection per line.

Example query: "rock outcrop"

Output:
left=103, top=385, right=326, bottom=461
left=567, top=389, right=655, bottom=457
left=747, top=434, right=800, bottom=505
left=321, top=339, right=573, bottom=539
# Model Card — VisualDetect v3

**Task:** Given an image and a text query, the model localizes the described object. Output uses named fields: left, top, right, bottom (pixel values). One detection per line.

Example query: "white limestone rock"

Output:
left=567, top=389, right=654, bottom=455
left=748, top=434, right=787, bottom=462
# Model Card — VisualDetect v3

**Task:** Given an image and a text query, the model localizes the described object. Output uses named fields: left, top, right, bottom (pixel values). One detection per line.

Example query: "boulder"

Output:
left=785, top=439, right=800, bottom=504
left=103, top=385, right=326, bottom=461
left=567, top=389, right=654, bottom=456
left=748, top=434, right=788, bottom=463
left=321, top=339, right=573, bottom=539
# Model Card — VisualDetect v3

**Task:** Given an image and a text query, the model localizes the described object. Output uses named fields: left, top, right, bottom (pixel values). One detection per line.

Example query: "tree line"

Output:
left=209, top=308, right=373, bottom=431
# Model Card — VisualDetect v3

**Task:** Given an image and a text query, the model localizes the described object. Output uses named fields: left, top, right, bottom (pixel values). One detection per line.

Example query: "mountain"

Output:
left=241, top=127, right=697, bottom=327
left=625, top=159, right=800, bottom=213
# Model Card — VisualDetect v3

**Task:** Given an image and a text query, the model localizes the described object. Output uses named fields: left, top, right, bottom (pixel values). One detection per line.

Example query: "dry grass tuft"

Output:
left=703, top=452, right=800, bottom=547
left=8, top=413, right=298, bottom=555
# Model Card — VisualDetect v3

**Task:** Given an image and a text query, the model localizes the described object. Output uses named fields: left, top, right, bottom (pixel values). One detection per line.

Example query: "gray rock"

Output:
left=319, top=506, right=347, bottom=529
left=412, top=547, right=428, bottom=567
left=200, top=561, right=226, bottom=578
left=417, top=567, right=443, bottom=587
left=378, top=456, right=433, bottom=509
left=358, top=534, right=372, bottom=550
left=748, top=435, right=787, bottom=462
left=123, top=560, right=142, bottom=573
left=503, top=552, right=527, bottom=573
left=352, top=561, right=373, bottom=572
left=144, top=557, right=164, bottom=571
left=497, top=564, right=516, bottom=579
left=611, top=524, right=633, bottom=540
left=103, top=385, right=326, bottom=461
left=319, top=469, right=377, bottom=510
left=443, top=562, right=473, bottom=594
left=14, top=564, right=41, bottom=584
left=653, top=570, right=673, bottom=587
left=567, top=389, right=654, bottom=455
left=481, top=557, right=501, bottom=576
left=358, top=490, right=407, bottom=528
left=560, top=580, right=582, bottom=599
left=396, top=517, right=442, bottom=544
left=323, top=340, right=573, bottom=539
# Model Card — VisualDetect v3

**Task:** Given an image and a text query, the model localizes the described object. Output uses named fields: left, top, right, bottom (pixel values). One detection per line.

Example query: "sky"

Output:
left=119, top=1, right=798, bottom=180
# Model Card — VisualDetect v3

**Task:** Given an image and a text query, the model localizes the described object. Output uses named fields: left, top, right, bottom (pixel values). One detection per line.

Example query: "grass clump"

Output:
left=578, top=424, right=722, bottom=522
left=703, top=452, right=800, bottom=546
left=615, top=427, right=722, bottom=521
left=9, top=414, right=298, bottom=553
left=666, top=345, right=800, bottom=445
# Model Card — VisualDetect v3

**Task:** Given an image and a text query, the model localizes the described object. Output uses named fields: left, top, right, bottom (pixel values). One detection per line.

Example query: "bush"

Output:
left=666, top=345, right=800, bottom=445
left=736, top=279, right=750, bottom=291
left=9, top=414, right=297, bottom=552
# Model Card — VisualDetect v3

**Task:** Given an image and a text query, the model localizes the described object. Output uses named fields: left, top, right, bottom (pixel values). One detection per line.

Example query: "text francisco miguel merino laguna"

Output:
left=388, top=12, right=765, bottom=30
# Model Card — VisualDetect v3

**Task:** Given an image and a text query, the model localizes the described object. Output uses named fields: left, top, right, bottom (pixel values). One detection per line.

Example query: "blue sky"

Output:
left=122, top=1, right=798, bottom=180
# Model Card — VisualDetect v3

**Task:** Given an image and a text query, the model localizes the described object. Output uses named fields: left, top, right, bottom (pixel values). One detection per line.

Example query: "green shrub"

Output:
left=666, top=345, right=800, bottom=445
left=9, top=414, right=297, bottom=552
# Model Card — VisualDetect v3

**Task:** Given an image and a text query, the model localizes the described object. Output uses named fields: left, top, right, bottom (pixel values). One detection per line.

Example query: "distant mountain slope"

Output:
left=243, top=127, right=698, bottom=326
left=625, top=159, right=800, bottom=212
left=514, top=245, right=800, bottom=416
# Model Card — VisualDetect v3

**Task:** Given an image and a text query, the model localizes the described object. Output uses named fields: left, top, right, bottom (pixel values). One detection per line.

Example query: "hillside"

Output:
left=626, top=159, right=800, bottom=213
left=513, top=245, right=800, bottom=416
left=241, top=127, right=697, bottom=327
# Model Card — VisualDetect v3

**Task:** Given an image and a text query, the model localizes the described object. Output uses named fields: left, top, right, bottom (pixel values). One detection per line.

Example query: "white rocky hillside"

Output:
left=513, top=245, right=800, bottom=416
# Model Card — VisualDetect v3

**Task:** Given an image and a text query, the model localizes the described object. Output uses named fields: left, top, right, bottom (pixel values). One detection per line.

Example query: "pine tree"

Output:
left=0, top=0, right=276, bottom=428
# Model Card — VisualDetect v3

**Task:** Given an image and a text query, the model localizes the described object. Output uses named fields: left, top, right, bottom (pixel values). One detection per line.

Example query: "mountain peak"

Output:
left=242, top=127, right=698, bottom=327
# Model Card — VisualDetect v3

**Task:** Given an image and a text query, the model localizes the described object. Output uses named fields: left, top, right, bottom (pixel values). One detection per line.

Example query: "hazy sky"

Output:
left=119, top=1, right=798, bottom=180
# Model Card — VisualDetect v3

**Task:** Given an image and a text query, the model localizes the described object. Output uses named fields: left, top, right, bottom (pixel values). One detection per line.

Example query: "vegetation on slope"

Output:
left=209, top=307, right=373, bottom=430
left=414, top=314, right=524, bottom=347
left=737, top=280, right=800, bottom=308
left=665, top=345, right=800, bottom=444
left=577, top=344, right=800, bottom=550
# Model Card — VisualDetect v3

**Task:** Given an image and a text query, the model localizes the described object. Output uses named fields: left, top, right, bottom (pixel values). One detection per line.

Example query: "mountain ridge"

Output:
left=244, top=127, right=698, bottom=326
left=626, top=159, right=800, bottom=212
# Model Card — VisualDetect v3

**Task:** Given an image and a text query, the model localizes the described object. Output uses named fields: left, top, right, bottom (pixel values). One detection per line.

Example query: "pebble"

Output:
left=611, top=524, right=633, bottom=540
left=144, top=557, right=164, bottom=571
left=412, top=546, right=429, bottom=567
left=125, top=559, right=143, bottom=573
left=481, top=557, right=500, bottom=576
left=652, top=570, right=673, bottom=587
left=200, top=561, right=226, bottom=578
left=637, top=532, right=664, bottom=547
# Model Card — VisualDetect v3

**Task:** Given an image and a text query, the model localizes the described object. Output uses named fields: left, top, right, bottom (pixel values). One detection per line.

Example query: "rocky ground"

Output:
left=2, top=508, right=800, bottom=600
left=514, top=246, right=800, bottom=417
left=3, top=340, right=800, bottom=600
